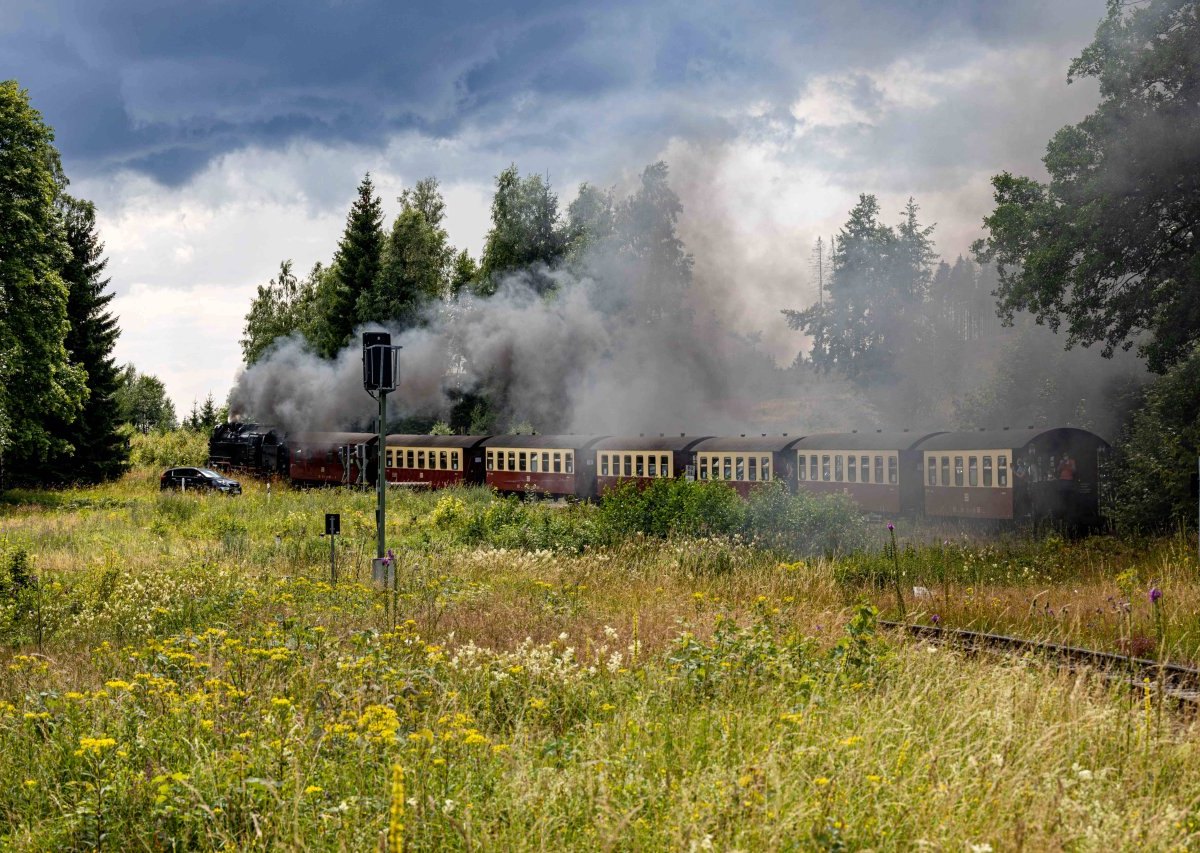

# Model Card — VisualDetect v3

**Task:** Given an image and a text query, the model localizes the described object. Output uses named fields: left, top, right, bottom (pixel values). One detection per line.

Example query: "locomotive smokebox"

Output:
left=362, top=332, right=395, bottom=392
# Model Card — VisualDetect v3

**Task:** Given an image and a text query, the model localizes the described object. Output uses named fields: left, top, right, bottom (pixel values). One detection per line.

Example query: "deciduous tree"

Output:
left=973, top=0, right=1200, bottom=373
left=0, top=81, right=86, bottom=473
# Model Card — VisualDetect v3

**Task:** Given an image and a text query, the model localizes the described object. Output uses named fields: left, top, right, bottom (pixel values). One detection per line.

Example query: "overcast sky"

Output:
left=3, top=0, right=1106, bottom=415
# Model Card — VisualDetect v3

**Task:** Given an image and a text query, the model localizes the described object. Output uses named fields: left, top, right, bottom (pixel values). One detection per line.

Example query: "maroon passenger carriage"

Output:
left=918, top=427, right=1108, bottom=526
left=481, top=435, right=608, bottom=498
left=384, top=435, right=490, bottom=488
left=288, top=432, right=378, bottom=487
left=793, top=431, right=938, bottom=514
left=594, top=435, right=711, bottom=497
left=689, top=435, right=805, bottom=497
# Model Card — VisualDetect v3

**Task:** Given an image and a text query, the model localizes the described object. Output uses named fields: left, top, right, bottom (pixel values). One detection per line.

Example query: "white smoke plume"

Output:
left=229, top=258, right=879, bottom=436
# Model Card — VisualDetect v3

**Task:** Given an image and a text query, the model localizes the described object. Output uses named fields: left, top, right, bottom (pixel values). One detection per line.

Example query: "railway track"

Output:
left=880, top=620, right=1200, bottom=706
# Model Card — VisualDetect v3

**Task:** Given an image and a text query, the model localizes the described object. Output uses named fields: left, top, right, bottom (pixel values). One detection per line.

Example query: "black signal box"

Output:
left=362, top=331, right=394, bottom=391
left=325, top=513, right=341, bottom=536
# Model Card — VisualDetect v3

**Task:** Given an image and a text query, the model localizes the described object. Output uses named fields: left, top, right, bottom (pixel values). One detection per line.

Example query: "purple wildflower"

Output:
left=1149, top=587, right=1163, bottom=604
left=931, top=614, right=940, bottom=625
left=887, top=522, right=895, bottom=532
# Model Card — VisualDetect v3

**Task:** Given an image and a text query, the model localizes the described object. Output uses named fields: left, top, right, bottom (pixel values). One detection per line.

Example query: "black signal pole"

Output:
left=363, top=332, right=399, bottom=562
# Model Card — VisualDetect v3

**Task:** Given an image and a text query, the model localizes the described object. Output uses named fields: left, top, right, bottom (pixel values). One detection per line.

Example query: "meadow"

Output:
left=2, top=470, right=1200, bottom=850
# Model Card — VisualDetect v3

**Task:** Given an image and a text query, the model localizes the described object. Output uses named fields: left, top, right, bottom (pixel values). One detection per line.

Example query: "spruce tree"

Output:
left=320, top=173, right=384, bottom=357
left=53, top=195, right=128, bottom=481
left=358, top=178, right=454, bottom=329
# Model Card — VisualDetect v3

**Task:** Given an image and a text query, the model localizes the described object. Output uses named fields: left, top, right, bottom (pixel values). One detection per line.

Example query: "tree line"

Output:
left=240, top=162, right=694, bottom=431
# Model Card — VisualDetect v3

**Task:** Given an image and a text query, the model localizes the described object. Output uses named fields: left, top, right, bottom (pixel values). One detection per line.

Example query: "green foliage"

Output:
left=973, top=0, right=1200, bottom=373
left=319, top=174, right=384, bottom=357
left=181, top=393, right=221, bottom=432
left=427, top=421, right=454, bottom=436
left=744, top=481, right=871, bottom=556
left=359, top=178, right=456, bottom=329
left=0, top=80, right=86, bottom=464
left=239, top=260, right=321, bottom=365
left=784, top=195, right=935, bottom=384
left=1109, top=344, right=1200, bottom=532
left=114, top=364, right=176, bottom=432
left=597, top=478, right=746, bottom=541
left=478, top=165, right=567, bottom=295
left=128, top=428, right=209, bottom=469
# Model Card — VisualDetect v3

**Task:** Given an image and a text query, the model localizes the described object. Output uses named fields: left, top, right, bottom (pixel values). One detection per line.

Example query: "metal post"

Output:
left=1196, top=457, right=1199, bottom=564
left=377, top=389, right=387, bottom=560
left=331, top=531, right=337, bottom=585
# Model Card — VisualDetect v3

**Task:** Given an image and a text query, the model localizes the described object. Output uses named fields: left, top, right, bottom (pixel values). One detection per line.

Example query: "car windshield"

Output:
left=198, top=469, right=225, bottom=479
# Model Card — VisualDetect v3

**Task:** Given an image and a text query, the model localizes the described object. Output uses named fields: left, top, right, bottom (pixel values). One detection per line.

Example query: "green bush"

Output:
left=597, top=479, right=746, bottom=541
left=129, top=428, right=210, bottom=469
left=744, top=481, right=871, bottom=557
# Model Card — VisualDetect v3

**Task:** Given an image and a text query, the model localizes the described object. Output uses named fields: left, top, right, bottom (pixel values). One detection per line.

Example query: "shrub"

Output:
left=743, top=481, right=871, bottom=557
left=129, top=428, right=210, bottom=469
left=597, top=479, right=745, bottom=542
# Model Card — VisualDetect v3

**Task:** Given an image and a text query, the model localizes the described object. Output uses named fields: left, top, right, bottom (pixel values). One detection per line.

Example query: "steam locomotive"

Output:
left=210, top=422, right=1109, bottom=526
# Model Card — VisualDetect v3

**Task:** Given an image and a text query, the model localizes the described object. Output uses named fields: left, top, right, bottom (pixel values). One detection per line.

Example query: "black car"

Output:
left=160, top=467, right=242, bottom=494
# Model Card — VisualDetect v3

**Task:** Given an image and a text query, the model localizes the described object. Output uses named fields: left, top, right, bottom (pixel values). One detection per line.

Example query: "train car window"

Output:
left=541, top=452, right=549, bottom=471
left=326, top=450, right=335, bottom=463
left=861, top=456, right=870, bottom=483
left=724, top=457, right=733, bottom=480
left=636, top=455, right=645, bottom=477
left=736, top=457, right=745, bottom=481
left=762, top=457, right=771, bottom=480
left=834, top=455, right=843, bottom=481
left=940, top=456, right=949, bottom=485
left=822, top=455, right=831, bottom=481
left=531, top=453, right=540, bottom=473
left=661, top=455, right=670, bottom=476
left=515, top=452, right=524, bottom=472
left=998, top=456, right=1008, bottom=487
left=486, top=450, right=494, bottom=471
left=874, top=456, right=884, bottom=484
left=403, top=450, right=411, bottom=468
left=982, top=456, right=992, bottom=486
left=439, top=451, right=447, bottom=470
left=600, top=454, right=609, bottom=476
left=416, top=450, right=425, bottom=468
left=648, top=455, right=657, bottom=477
left=888, top=456, right=898, bottom=485
left=506, top=451, right=515, bottom=471
left=954, top=456, right=964, bottom=487
left=847, top=455, right=856, bottom=482
left=551, top=453, right=560, bottom=473
left=566, top=453, right=574, bottom=474
left=385, top=450, right=393, bottom=467
left=452, top=451, right=460, bottom=471
left=927, top=457, right=936, bottom=486
left=699, top=456, right=708, bottom=480
left=968, top=457, right=978, bottom=486
left=797, top=454, right=807, bottom=481
left=748, top=456, right=757, bottom=481
left=808, top=455, right=816, bottom=480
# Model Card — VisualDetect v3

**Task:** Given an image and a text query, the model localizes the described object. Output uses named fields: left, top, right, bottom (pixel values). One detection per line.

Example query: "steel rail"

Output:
left=879, top=620, right=1200, bottom=705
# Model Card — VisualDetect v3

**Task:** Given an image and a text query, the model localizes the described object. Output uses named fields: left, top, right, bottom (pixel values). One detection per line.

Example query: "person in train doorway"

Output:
left=1058, top=454, right=1077, bottom=482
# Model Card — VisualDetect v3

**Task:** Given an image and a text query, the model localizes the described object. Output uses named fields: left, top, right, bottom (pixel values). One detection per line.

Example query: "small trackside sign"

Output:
left=325, top=513, right=341, bottom=536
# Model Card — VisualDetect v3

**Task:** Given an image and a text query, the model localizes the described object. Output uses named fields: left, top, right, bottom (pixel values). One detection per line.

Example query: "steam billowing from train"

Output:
left=230, top=253, right=879, bottom=436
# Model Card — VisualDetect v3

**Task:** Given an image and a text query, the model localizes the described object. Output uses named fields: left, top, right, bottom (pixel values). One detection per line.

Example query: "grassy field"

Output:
left=3, top=472, right=1200, bottom=850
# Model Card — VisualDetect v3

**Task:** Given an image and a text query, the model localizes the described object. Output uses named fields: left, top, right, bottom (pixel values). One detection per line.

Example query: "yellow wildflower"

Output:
left=75, top=736, right=118, bottom=757
left=388, top=765, right=405, bottom=853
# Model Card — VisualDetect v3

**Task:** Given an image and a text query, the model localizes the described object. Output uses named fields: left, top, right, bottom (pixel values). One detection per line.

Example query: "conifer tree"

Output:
left=319, top=173, right=384, bottom=357
left=52, top=196, right=127, bottom=481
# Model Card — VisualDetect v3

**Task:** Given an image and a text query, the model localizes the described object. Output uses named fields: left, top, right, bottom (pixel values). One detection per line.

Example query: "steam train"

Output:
left=210, top=422, right=1109, bottom=525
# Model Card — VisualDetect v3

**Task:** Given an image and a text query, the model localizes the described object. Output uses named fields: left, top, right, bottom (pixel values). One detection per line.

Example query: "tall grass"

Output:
left=3, top=473, right=1200, bottom=848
